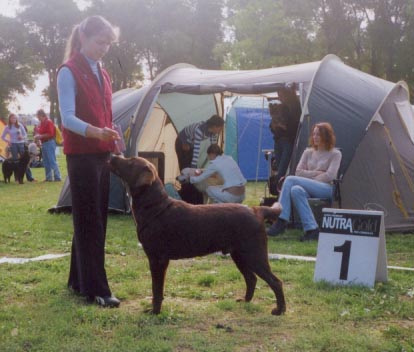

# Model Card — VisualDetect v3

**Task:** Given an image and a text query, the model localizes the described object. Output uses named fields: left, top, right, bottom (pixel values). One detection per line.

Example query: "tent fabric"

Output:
left=51, top=54, right=414, bottom=231
left=125, top=54, right=414, bottom=232
left=292, top=57, right=395, bottom=176
left=395, top=100, right=414, bottom=144
left=128, top=61, right=321, bottom=157
left=225, top=97, right=274, bottom=181
left=235, top=107, right=273, bottom=180
left=48, top=87, right=147, bottom=214
left=0, top=120, right=8, bottom=160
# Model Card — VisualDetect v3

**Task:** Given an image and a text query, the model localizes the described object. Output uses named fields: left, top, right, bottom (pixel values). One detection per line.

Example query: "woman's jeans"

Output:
left=10, top=143, right=25, bottom=160
left=279, top=176, right=333, bottom=231
left=42, top=139, right=61, bottom=181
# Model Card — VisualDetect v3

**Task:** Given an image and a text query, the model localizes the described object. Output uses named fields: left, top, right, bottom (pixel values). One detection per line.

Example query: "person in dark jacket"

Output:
left=269, top=86, right=301, bottom=191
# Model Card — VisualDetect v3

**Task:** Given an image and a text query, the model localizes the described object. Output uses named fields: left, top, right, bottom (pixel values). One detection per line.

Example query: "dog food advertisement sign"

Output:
left=314, top=209, right=388, bottom=288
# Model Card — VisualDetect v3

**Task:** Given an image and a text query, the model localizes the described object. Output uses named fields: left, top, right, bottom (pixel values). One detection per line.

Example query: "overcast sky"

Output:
left=1, top=0, right=88, bottom=114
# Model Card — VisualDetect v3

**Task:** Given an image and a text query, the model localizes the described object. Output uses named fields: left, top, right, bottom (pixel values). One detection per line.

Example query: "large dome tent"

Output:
left=125, top=54, right=414, bottom=232
left=48, top=87, right=148, bottom=214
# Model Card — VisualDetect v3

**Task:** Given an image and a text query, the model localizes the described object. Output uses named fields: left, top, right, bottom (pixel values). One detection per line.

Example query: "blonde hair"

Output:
left=309, top=122, right=336, bottom=150
left=63, top=15, right=119, bottom=61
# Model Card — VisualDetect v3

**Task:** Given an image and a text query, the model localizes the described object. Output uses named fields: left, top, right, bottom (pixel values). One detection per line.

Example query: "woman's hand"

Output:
left=86, top=125, right=120, bottom=142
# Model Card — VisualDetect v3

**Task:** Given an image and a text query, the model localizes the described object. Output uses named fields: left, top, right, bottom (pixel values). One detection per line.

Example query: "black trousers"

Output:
left=174, top=138, right=204, bottom=204
left=175, top=137, right=193, bottom=170
left=67, top=153, right=111, bottom=297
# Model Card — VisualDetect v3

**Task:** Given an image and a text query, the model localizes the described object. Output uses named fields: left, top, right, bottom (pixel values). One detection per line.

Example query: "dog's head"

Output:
left=109, top=155, right=157, bottom=189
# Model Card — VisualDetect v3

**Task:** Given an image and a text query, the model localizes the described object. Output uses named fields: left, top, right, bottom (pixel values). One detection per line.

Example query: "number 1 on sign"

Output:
left=334, top=240, right=352, bottom=280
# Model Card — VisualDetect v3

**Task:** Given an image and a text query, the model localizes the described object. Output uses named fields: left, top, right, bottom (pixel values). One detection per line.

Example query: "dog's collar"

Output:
left=134, top=199, right=173, bottom=233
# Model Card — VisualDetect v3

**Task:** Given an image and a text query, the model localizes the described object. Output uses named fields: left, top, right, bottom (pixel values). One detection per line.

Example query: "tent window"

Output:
left=395, top=101, right=414, bottom=144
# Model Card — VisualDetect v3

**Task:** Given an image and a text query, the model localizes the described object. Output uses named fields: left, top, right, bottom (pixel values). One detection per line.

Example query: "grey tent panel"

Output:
left=51, top=55, right=414, bottom=231
left=293, top=57, right=395, bottom=175
left=48, top=174, right=130, bottom=214
left=49, top=87, right=147, bottom=214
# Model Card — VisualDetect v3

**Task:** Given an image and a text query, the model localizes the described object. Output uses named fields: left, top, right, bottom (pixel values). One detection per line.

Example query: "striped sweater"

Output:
left=178, top=121, right=219, bottom=167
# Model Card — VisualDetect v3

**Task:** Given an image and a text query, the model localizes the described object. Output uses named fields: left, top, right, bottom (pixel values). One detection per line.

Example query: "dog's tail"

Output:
left=252, top=203, right=282, bottom=223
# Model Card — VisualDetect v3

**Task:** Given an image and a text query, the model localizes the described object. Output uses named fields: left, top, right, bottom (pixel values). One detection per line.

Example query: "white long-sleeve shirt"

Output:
left=190, top=155, right=246, bottom=189
left=1, top=125, right=27, bottom=144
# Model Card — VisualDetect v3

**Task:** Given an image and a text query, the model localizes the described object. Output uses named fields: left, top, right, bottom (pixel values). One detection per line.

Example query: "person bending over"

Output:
left=175, top=115, right=224, bottom=170
left=267, top=122, right=341, bottom=241
left=175, top=115, right=224, bottom=204
left=189, top=144, right=246, bottom=204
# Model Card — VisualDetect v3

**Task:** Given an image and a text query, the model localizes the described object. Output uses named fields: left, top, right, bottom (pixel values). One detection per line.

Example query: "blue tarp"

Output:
left=225, top=101, right=274, bottom=180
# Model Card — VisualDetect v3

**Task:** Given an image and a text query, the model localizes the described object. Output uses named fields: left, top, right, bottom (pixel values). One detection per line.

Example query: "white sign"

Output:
left=314, top=208, right=388, bottom=287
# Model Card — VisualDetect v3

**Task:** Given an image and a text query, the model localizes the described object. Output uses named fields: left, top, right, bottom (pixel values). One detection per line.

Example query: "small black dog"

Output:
left=2, top=150, right=31, bottom=184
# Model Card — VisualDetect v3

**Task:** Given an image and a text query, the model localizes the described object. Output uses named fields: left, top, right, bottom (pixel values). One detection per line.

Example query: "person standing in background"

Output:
left=175, top=115, right=224, bottom=170
left=34, top=109, right=61, bottom=182
left=268, top=85, right=301, bottom=191
left=57, top=15, right=120, bottom=307
left=1, top=113, right=27, bottom=161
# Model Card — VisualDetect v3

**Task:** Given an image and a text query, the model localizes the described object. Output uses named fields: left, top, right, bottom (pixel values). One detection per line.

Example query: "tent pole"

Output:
left=254, top=97, right=266, bottom=195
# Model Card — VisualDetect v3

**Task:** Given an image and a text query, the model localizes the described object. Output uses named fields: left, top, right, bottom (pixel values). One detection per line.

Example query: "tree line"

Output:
left=1, top=0, right=413, bottom=121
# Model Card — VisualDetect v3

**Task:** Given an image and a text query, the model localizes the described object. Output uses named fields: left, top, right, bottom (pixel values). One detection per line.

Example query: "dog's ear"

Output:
left=133, top=164, right=156, bottom=187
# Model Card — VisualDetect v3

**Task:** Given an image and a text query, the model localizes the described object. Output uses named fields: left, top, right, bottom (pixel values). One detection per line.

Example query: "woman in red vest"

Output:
left=57, top=16, right=121, bottom=307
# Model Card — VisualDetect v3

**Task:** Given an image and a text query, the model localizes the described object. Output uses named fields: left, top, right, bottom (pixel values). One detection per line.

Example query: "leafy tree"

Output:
left=86, top=0, right=145, bottom=90
left=360, top=0, right=410, bottom=80
left=223, top=0, right=414, bottom=100
left=0, top=15, right=42, bottom=117
left=185, top=0, right=224, bottom=69
left=221, top=0, right=314, bottom=69
left=91, top=0, right=224, bottom=81
left=19, top=0, right=81, bottom=121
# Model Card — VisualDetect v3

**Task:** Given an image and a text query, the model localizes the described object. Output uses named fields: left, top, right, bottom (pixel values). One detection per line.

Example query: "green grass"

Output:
left=0, top=154, right=413, bottom=351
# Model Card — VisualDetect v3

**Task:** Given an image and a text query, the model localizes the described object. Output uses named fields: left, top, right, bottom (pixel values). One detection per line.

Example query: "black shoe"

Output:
left=267, top=218, right=287, bottom=236
left=300, top=228, right=320, bottom=242
left=94, top=295, right=120, bottom=308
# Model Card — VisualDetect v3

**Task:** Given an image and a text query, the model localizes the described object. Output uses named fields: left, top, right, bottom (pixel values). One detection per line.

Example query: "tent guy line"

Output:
left=1, top=253, right=413, bottom=271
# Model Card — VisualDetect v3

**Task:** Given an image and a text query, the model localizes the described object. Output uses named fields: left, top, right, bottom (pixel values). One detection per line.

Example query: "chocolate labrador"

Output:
left=110, top=155, right=286, bottom=315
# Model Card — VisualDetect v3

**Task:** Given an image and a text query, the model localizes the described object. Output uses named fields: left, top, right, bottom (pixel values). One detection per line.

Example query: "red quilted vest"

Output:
left=59, top=52, right=114, bottom=155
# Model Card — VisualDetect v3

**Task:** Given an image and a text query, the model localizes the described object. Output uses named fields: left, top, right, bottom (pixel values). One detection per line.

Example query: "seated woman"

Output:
left=188, top=144, right=246, bottom=204
left=267, top=122, right=342, bottom=241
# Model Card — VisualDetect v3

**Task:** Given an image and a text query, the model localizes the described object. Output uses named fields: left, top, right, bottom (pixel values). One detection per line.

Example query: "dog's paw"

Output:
left=143, top=307, right=161, bottom=315
left=271, top=306, right=286, bottom=316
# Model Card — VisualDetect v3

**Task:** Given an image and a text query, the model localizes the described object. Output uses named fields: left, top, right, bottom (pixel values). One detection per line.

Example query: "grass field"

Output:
left=0, top=152, right=413, bottom=351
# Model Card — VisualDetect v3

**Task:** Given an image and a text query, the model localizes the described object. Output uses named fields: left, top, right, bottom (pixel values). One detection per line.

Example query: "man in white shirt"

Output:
left=189, top=144, right=246, bottom=204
